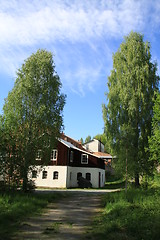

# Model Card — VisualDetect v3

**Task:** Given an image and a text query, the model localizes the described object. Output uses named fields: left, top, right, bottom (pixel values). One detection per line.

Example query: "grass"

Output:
left=89, top=174, right=160, bottom=240
left=44, top=222, right=63, bottom=234
left=105, top=172, right=125, bottom=189
left=104, top=179, right=125, bottom=189
left=0, top=191, right=67, bottom=239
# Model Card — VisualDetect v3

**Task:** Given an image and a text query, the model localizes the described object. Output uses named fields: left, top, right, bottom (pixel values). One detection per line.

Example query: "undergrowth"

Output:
left=90, top=174, right=160, bottom=240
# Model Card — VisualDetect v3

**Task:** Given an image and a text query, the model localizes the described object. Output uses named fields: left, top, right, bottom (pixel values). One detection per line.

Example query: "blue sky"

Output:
left=0, top=0, right=160, bottom=141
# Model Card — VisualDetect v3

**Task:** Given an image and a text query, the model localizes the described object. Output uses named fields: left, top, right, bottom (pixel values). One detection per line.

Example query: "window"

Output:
left=32, top=170, right=37, bottom=178
left=86, top=173, right=91, bottom=181
left=36, top=150, right=42, bottom=160
left=51, top=150, right=58, bottom=161
left=53, top=171, right=58, bottom=179
left=42, top=171, right=47, bottom=179
left=70, top=151, right=74, bottom=162
left=77, top=172, right=82, bottom=180
left=81, top=154, right=88, bottom=164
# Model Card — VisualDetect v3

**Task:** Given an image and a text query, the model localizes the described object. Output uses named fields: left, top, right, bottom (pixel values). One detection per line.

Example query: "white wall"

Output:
left=29, top=165, right=105, bottom=189
left=29, top=166, right=68, bottom=188
left=83, top=139, right=104, bottom=153
left=66, top=166, right=105, bottom=188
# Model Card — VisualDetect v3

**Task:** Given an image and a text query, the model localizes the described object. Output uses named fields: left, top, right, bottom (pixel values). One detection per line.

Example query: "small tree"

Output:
left=148, top=92, right=160, bottom=164
left=85, top=135, right=92, bottom=143
left=103, top=32, right=159, bottom=187
left=79, top=138, right=84, bottom=144
left=2, top=49, right=66, bottom=191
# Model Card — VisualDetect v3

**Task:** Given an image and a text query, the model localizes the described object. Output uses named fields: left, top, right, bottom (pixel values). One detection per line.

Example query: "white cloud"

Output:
left=0, top=0, right=151, bottom=46
left=0, top=0, right=159, bottom=94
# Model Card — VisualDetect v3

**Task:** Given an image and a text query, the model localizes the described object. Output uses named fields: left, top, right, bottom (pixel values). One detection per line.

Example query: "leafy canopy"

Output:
left=103, top=31, right=159, bottom=183
left=1, top=49, right=66, bottom=190
left=149, top=92, right=160, bottom=163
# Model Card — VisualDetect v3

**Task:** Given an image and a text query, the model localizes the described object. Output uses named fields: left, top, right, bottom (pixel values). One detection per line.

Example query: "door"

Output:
left=99, top=172, right=101, bottom=188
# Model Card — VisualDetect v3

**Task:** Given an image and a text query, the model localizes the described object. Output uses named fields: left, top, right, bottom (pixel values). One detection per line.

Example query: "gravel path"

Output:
left=13, top=192, right=104, bottom=240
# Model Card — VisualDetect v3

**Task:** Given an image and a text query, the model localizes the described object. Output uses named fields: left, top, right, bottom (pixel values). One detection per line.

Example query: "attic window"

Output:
left=81, top=154, right=88, bottom=164
left=51, top=150, right=57, bottom=161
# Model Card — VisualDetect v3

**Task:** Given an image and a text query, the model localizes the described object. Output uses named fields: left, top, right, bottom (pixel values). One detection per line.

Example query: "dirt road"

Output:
left=13, top=192, right=104, bottom=240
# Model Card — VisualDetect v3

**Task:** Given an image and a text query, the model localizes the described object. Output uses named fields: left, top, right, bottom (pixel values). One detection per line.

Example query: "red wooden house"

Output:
left=29, top=134, right=106, bottom=188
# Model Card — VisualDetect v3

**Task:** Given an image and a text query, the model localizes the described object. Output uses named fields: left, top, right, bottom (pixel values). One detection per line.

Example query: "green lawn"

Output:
left=89, top=174, right=160, bottom=240
left=0, top=191, right=66, bottom=239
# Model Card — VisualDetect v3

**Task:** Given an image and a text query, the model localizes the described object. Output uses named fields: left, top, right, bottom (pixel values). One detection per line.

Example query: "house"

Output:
left=29, top=134, right=106, bottom=188
left=83, top=138, right=105, bottom=153
left=83, top=138, right=112, bottom=170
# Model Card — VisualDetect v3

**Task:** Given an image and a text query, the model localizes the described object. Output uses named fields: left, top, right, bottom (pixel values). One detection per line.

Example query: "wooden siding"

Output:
left=48, top=141, right=69, bottom=166
left=68, top=148, right=105, bottom=169
left=38, top=141, right=105, bottom=170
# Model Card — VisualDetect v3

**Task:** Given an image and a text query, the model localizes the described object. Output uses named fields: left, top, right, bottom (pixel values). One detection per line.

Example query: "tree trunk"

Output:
left=125, top=147, right=128, bottom=193
left=22, top=158, right=28, bottom=192
left=22, top=173, right=28, bottom=192
left=135, top=173, right=140, bottom=187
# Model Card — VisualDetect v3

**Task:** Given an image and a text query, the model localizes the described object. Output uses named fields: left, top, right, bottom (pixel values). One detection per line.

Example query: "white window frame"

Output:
left=51, top=149, right=58, bottom=161
left=81, top=154, right=88, bottom=164
left=36, top=150, right=42, bottom=161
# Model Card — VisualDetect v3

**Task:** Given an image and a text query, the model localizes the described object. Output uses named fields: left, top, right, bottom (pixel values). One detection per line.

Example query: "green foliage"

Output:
left=79, top=137, right=84, bottom=144
left=90, top=178, right=160, bottom=240
left=85, top=135, right=92, bottom=143
left=103, top=31, right=159, bottom=185
left=1, top=49, right=66, bottom=191
left=148, top=92, right=160, bottom=163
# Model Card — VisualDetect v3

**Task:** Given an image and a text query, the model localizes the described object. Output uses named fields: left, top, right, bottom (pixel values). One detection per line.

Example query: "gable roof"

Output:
left=58, top=138, right=105, bottom=159
left=93, top=152, right=112, bottom=159
left=61, top=133, right=83, bottom=149
left=60, top=133, right=112, bottom=160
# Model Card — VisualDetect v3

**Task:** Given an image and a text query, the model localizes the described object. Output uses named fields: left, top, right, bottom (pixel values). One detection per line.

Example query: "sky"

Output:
left=0, top=0, right=160, bottom=141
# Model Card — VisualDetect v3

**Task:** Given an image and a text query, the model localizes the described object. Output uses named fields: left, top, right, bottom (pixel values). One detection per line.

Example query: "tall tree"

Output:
left=148, top=92, right=160, bottom=164
left=103, top=32, right=159, bottom=187
left=2, top=49, right=66, bottom=191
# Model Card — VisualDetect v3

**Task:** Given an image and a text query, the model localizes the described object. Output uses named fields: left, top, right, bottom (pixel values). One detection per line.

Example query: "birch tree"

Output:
left=2, top=49, right=66, bottom=191
left=148, top=92, right=160, bottom=164
left=103, top=32, right=159, bottom=187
